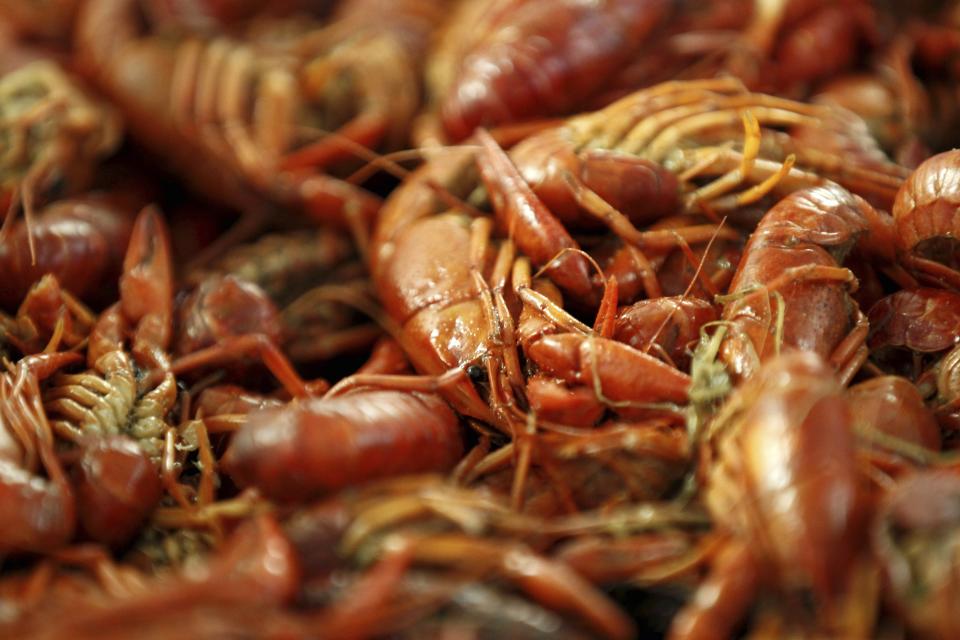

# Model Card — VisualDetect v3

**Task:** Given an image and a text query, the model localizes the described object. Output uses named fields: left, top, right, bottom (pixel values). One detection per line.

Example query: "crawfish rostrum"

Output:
left=0, top=1, right=959, bottom=639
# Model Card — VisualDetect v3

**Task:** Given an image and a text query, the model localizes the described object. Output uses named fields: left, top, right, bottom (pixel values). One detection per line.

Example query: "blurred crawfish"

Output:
left=594, top=0, right=883, bottom=121
left=277, top=475, right=706, bottom=640
left=306, top=569, right=613, bottom=640
left=419, top=0, right=882, bottom=145
left=0, top=274, right=95, bottom=357
left=3, top=496, right=641, bottom=639
left=818, top=2, right=960, bottom=162
left=873, top=469, right=960, bottom=639
left=281, top=0, right=447, bottom=170
left=847, top=375, right=942, bottom=474
left=0, top=41, right=122, bottom=258
left=671, top=351, right=872, bottom=640
left=140, top=0, right=335, bottom=34
left=174, top=227, right=380, bottom=389
left=0, top=0, right=80, bottom=41
left=0, top=514, right=301, bottom=639
left=719, top=0, right=879, bottom=96
left=813, top=7, right=960, bottom=167
left=419, top=0, right=671, bottom=144
left=74, top=0, right=444, bottom=241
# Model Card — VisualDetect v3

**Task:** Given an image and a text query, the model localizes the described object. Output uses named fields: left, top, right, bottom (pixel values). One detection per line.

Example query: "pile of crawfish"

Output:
left=2, top=0, right=960, bottom=638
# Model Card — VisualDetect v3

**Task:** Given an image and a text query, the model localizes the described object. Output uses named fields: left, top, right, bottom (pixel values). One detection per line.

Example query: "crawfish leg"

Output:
left=171, top=333, right=326, bottom=399
left=474, top=128, right=595, bottom=303
left=669, top=540, right=760, bottom=640
left=901, top=254, right=960, bottom=291
left=161, top=427, right=192, bottom=510
left=830, top=309, right=870, bottom=386
left=467, top=217, right=550, bottom=510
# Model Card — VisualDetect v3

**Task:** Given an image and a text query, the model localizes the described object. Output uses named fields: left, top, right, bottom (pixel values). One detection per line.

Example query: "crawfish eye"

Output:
left=467, top=364, right=486, bottom=382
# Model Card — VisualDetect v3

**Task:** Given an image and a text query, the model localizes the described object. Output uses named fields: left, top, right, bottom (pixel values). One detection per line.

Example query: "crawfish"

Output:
left=467, top=79, right=902, bottom=314
left=187, top=336, right=410, bottom=441
left=827, top=13, right=960, bottom=163
left=187, top=343, right=456, bottom=517
left=579, top=0, right=754, bottom=109
left=726, top=0, right=880, bottom=97
left=0, top=190, right=139, bottom=311
left=848, top=375, right=942, bottom=474
left=372, top=145, right=695, bottom=438
left=906, top=16, right=960, bottom=153
left=809, top=17, right=958, bottom=169
left=464, top=415, right=691, bottom=513
left=0, top=514, right=300, bottom=639
left=867, top=288, right=960, bottom=385
left=374, top=80, right=900, bottom=428
left=599, top=0, right=881, bottom=118
left=282, top=0, right=447, bottom=170
left=421, top=0, right=886, bottom=145
left=812, top=72, right=920, bottom=165
left=175, top=228, right=378, bottom=386
left=504, top=77, right=905, bottom=237
left=0, top=54, right=122, bottom=257
left=372, top=196, right=693, bottom=508
left=614, top=296, right=718, bottom=370
left=873, top=468, right=960, bottom=639
left=283, top=477, right=646, bottom=640
left=654, top=225, right=744, bottom=300
left=42, top=207, right=196, bottom=546
left=0, top=351, right=79, bottom=555
left=671, top=351, right=870, bottom=640
left=315, top=570, right=603, bottom=640
left=0, top=274, right=95, bottom=356
left=934, top=342, right=960, bottom=433
left=712, top=184, right=895, bottom=387
left=893, top=149, right=960, bottom=290
left=420, top=0, right=671, bottom=144
left=74, top=0, right=442, bottom=238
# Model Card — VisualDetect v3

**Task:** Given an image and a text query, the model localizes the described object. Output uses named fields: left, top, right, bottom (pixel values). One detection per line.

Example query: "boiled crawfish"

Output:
left=0, top=53, right=121, bottom=257
left=74, top=0, right=444, bottom=239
